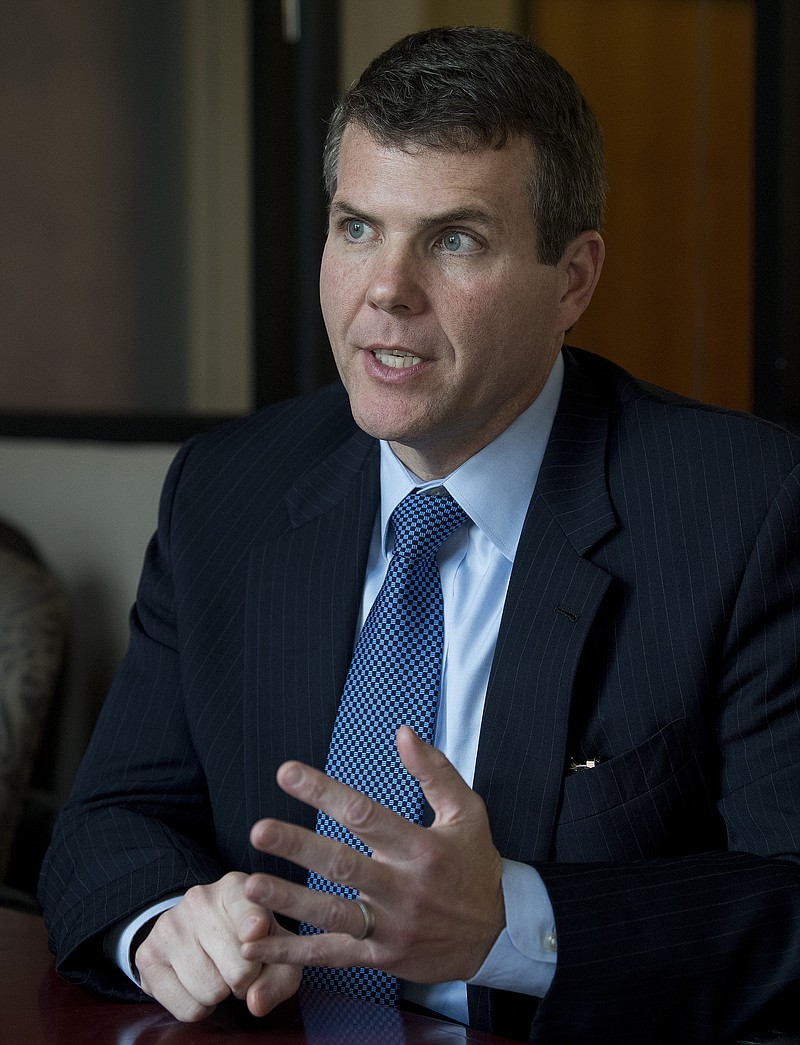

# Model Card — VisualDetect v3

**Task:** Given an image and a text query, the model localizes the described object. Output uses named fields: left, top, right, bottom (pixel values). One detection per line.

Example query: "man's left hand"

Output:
left=241, top=725, right=505, bottom=984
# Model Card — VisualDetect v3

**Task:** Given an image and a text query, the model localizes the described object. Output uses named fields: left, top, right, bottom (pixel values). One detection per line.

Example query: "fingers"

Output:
left=241, top=920, right=303, bottom=1018
left=180, top=733, right=501, bottom=995
left=136, top=935, right=222, bottom=1022
left=269, top=727, right=471, bottom=859
left=135, top=873, right=277, bottom=1022
left=250, top=815, right=380, bottom=899
left=222, top=876, right=272, bottom=943
left=244, top=732, right=504, bottom=986
left=240, top=910, right=369, bottom=974
left=244, top=869, right=368, bottom=938
left=246, top=958, right=303, bottom=1019
left=274, top=759, right=416, bottom=856
left=395, top=725, right=476, bottom=825
left=250, top=731, right=487, bottom=939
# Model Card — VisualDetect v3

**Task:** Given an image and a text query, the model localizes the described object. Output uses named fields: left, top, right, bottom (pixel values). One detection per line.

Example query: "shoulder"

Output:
left=167, top=382, right=365, bottom=491
left=186, top=381, right=357, bottom=463
left=565, top=345, right=800, bottom=480
left=151, top=383, right=376, bottom=545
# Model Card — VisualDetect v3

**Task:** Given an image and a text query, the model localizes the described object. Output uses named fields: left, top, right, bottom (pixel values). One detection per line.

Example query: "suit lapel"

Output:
left=474, top=350, right=618, bottom=862
left=242, top=350, right=618, bottom=873
left=243, top=428, right=380, bottom=860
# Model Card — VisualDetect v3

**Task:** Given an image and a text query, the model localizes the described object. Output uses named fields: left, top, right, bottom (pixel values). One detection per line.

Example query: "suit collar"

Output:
left=535, top=346, right=619, bottom=556
left=284, top=423, right=378, bottom=527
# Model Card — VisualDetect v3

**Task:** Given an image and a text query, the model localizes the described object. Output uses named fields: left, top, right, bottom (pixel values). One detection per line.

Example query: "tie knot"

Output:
left=390, top=490, right=467, bottom=563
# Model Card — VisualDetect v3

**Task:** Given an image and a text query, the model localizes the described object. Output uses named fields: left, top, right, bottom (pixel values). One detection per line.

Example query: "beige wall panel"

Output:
left=425, top=0, right=524, bottom=31
left=534, top=0, right=753, bottom=410
left=340, top=0, right=525, bottom=89
left=340, top=1, right=425, bottom=90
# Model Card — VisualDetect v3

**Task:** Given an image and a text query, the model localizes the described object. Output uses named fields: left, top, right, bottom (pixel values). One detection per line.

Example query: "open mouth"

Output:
left=373, top=349, right=423, bottom=368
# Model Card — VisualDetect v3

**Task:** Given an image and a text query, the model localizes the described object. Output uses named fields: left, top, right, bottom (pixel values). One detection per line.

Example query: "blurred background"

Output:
left=0, top=0, right=798, bottom=905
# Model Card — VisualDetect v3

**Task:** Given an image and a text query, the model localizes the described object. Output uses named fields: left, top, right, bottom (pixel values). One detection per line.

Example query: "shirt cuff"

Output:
left=105, top=895, right=184, bottom=986
left=467, top=858, right=557, bottom=997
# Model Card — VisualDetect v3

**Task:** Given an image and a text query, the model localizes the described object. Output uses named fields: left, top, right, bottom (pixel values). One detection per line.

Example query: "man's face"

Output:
left=320, top=125, right=571, bottom=480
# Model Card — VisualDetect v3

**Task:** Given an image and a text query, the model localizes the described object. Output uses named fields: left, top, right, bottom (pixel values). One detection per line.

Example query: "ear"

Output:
left=555, top=230, right=605, bottom=333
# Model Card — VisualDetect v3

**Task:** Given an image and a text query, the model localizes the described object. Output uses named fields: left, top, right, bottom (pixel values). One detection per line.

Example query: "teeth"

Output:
left=374, top=349, right=422, bottom=368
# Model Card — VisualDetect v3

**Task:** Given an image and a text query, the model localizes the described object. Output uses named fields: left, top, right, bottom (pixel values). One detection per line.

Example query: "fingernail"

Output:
left=280, top=763, right=303, bottom=788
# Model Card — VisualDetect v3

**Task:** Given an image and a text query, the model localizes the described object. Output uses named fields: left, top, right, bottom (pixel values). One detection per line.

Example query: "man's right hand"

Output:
left=134, top=871, right=301, bottom=1022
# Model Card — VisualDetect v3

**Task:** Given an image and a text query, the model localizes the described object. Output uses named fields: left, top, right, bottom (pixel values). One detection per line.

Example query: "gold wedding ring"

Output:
left=352, top=898, right=376, bottom=940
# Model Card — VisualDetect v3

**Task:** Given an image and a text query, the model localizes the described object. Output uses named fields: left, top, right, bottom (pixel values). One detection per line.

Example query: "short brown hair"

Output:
left=323, top=25, right=606, bottom=265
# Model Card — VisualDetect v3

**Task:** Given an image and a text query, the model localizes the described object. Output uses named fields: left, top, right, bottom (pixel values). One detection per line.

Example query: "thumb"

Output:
left=396, top=725, right=472, bottom=825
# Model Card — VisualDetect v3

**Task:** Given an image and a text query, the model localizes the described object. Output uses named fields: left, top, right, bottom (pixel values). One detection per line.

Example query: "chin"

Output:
left=354, top=417, right=412, bottom=444
left=350, top=398, right=422, bottom=444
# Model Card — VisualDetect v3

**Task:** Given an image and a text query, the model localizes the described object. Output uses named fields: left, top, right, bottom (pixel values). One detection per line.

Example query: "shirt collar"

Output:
left=378, top=350, right=564, bottom=562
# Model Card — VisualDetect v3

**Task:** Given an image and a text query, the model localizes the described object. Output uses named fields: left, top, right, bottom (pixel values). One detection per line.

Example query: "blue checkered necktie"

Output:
left=303, top=488, right=467, bottom=1004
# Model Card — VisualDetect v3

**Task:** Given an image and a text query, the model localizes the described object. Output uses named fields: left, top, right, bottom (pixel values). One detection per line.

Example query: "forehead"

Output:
left=332, top=125, right=534, bottom=223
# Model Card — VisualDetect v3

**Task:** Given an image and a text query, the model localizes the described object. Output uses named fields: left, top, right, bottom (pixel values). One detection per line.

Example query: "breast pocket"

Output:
left=552, top=718, right=715, bottom=862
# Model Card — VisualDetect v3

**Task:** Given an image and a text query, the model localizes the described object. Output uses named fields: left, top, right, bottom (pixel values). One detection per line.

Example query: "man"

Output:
left=39, top=26, right=800, bottom=1044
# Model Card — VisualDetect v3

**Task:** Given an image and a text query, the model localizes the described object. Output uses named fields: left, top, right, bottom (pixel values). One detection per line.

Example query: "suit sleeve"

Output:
left=38, top=439, right=225, bottom=999
left=530, top=465, right=800, bottom=1044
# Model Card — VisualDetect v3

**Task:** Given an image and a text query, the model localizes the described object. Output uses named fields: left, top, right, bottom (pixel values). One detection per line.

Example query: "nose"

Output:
left=366, top=244, right=426, bottom=315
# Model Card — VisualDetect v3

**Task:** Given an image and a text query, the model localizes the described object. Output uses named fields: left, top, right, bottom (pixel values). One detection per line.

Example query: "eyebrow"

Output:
left=329, top=200, right=505, bottom=235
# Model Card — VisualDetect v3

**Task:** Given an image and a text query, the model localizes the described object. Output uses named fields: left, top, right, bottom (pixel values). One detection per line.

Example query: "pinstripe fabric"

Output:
left=40, top=350, right=800, bottom=1041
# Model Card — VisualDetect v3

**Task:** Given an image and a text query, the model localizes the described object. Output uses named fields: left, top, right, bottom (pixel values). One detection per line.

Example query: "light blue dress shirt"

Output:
left=367, top=353, right=564, bottom=1023
left=114, top=353, right=565, bottom=1026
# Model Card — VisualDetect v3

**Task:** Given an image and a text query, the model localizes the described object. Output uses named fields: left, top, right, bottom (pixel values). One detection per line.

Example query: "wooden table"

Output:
left=0, top=907, right=521, bottom=1043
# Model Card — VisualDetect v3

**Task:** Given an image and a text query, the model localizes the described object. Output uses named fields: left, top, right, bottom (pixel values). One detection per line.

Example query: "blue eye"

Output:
left=346, top=219, right=366, bottom=240
left=439, top=231, right=480, bottom=254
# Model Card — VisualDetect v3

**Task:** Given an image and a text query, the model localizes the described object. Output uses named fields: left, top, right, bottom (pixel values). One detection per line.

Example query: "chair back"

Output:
left=0, top=524, right=67, bottom=884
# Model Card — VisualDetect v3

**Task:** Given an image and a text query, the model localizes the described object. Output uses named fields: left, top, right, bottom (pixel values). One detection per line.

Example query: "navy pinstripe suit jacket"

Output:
left=40, top=347, right=800, bottom=1043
